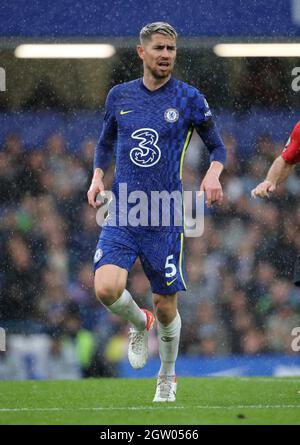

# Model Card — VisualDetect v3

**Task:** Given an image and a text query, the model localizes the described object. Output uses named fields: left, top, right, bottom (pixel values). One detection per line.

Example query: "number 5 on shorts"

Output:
left=165, top=254, right=177, bottom=278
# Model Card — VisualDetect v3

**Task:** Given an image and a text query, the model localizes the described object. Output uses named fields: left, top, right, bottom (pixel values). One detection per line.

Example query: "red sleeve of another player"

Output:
left=281, top=122, right=300, bottom=164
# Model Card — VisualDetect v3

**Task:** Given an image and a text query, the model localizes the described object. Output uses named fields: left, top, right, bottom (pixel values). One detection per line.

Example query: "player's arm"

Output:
left=88, top=167, right=106, bottom=209
left=251, top=156, right=294, bottom=198
left=87, top=90, right=117, bottom=209
left=196, top=118, right=227, bottom=208
left=251, top=122, right=300, bottom=199
left=191, top=91, right=226, bottom=207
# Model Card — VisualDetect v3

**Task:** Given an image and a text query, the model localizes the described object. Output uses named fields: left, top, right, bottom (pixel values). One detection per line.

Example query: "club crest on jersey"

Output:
left=130, top=128, right=161, bottom=167
left=164, top=108, right=179, bottom=123
left=94, top=248, right=103, bottom=262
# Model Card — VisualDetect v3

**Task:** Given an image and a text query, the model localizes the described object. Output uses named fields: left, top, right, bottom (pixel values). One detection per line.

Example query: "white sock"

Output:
left=106, top=289, right=147, bottom=330
left=157, top=311, right=181, bottom=376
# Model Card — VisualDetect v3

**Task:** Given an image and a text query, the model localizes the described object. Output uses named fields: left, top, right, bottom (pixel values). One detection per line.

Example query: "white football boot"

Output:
left=128, top=309, right=155, bottom=369
left=153, top=375, right=177, bottom=402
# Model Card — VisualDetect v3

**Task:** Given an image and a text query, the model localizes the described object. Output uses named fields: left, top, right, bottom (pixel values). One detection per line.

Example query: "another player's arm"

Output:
left=196, top=119, right=226, bottom=208
left=251, top=156, right=294, bottom=199
left=251, top=122, right=300, bottom=199
left=87, top=90, right=117, bottom=209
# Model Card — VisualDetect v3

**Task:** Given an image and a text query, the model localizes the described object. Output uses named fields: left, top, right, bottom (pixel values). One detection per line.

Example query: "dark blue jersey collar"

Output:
left=139, top=76, right=175, bottom=95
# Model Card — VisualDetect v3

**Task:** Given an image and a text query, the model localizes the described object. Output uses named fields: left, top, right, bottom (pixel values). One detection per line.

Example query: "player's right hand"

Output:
left=251, top=180, right=276, bottom=199
left=87, top=178, right=105, bottom=209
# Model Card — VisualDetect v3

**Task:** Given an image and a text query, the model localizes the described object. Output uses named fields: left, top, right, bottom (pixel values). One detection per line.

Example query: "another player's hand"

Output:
left=251, top=181, right=276, bottom=199
left=200, top=173, right=223, bottom=208
left=87, top=170, right=105, bottom=209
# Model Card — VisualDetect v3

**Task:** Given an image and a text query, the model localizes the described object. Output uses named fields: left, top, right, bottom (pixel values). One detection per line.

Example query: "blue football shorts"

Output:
left=93, top=226, right=187, bottom=295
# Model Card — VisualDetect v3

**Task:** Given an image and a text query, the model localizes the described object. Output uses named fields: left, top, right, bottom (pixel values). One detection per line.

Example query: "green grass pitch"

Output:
left=0, top=377, right=300, bottom=425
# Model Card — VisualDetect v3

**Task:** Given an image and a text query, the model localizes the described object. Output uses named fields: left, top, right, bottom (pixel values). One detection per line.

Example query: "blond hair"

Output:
left=139, top=22, right=177, bottom=44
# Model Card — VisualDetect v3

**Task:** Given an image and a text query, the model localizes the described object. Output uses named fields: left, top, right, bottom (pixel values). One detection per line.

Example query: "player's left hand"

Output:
left=200, top=173, right=223, bottom=208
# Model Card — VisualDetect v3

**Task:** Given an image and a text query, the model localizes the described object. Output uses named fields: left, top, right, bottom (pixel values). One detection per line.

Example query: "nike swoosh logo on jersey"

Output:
left=120, top=110, right=134, bottom=115
left=166, top=277, right=177, bottom=286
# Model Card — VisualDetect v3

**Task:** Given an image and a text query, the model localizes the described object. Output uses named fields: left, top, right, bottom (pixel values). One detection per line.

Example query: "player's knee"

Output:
left=95, top=283, right=123, bottom=306
left=155, top=298, right=177, bottom=326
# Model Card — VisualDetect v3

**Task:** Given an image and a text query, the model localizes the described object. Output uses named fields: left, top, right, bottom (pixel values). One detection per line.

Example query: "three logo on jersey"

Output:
left=121, top=108, right=180, bottom=168
left=130, top=128, right=161, bottom=167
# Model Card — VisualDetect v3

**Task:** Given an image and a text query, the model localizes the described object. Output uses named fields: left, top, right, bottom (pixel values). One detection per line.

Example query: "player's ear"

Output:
left=136, top=45, right=144, bottom=60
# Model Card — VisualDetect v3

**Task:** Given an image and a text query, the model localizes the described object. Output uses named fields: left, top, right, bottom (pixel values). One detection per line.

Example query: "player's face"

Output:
left=138, top=34, right=177, bottom=79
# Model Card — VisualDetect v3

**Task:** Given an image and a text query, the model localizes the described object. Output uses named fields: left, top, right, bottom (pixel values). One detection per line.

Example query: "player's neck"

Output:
left=142, top=73, right=171, bottom=91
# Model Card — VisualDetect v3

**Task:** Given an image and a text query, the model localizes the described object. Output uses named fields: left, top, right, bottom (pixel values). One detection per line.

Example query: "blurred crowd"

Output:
left=0, top=126, right=300, bottom=379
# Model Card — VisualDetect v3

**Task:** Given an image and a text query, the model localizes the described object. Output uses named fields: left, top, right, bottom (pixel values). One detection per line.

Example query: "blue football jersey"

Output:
left=94, top=77, right=226, bottom=231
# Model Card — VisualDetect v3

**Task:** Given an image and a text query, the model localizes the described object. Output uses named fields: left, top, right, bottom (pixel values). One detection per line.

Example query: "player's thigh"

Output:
left=94, top=264, right=128, bottom=304
left=94, top=227, right=138, bottom=269
left=140, top=231, right=187, bottom=296
left=93, top=227, right=138, bottom=304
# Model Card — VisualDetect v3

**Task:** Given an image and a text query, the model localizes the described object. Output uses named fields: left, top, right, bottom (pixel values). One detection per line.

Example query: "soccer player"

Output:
left=87, top=22, right=226, bottom=402
left=251, top=121, right=300, bottom=285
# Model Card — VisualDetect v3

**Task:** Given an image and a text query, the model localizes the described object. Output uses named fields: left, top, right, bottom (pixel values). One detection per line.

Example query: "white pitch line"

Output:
left=1, top=405, right=300, bottom=412
left=238, top=378, right=300, bottom=383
